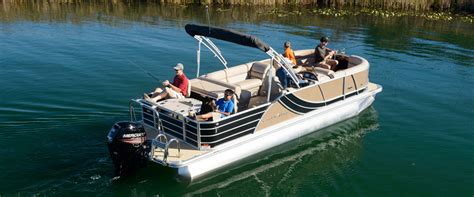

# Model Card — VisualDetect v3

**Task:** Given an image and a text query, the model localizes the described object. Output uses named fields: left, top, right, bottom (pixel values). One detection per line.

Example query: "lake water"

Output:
left=0, top=2, right=473, bottom=196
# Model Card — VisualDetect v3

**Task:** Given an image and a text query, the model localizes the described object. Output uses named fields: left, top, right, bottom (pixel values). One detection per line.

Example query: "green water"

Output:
left=0, top=2, right=473, bottom=196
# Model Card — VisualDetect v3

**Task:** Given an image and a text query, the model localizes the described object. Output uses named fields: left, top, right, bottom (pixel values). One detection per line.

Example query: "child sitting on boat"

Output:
left=144, top=63, right=189, bottom=102
left=196, top=89, right=235, bottom=121
left=283, top=41, right=297, bottom=65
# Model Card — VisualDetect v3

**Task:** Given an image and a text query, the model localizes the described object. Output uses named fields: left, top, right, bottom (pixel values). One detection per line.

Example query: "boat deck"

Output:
left=368, top=82, right=378, bottom=91
left=151, top=146, right=208, bottom=164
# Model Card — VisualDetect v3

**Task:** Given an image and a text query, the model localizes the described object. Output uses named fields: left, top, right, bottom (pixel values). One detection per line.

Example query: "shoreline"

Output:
left=0, top=1, right=472, bottom=23
left=1, top=0, right=473, bottom=13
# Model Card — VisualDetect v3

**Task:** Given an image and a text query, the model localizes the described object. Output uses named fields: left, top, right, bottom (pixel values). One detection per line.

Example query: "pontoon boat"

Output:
left=107, top=24, right=382, bottom=181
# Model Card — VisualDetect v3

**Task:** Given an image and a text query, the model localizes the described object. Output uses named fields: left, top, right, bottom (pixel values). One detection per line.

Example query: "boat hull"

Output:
left=174, top=83, right=382, bottom=181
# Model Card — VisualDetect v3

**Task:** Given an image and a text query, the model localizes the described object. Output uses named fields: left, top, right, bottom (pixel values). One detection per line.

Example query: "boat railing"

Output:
left=164, top=138, right=181, bottom=162
left=129, top=98, right=270, bottom=150
left=129, top=99, right=202, bottom=149
left=150, top=133, right=182, bottom=165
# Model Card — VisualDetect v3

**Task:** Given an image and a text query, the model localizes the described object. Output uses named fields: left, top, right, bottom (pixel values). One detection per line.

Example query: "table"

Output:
left=157, top=98, right=202, bottom=117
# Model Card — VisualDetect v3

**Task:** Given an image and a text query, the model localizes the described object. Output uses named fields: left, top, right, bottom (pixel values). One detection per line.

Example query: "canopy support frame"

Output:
left=194, top=35, right=228, bottom=76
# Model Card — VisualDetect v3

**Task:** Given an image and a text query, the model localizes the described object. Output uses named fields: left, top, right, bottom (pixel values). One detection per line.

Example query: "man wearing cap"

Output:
left=314, top=36, right=338, bottom=70
left=144, top=63, right=189, bottom=102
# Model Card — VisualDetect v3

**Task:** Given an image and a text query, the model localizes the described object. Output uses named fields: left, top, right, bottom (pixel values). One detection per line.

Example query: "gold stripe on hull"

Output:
left=255, top=102, right=300, bottom=132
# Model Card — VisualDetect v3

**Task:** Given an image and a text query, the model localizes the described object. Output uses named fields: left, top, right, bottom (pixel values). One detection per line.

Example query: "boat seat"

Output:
left=204, top=63, right=250, bottom=84
left=235, top=79, right=262, bottom=90
left=248, top=96, right=267, bottom=108
left=313, top=67, right=335, bottom=79
left=295, top=49, right=317, bottom=66
left=190, top=78, right=241, bottom=99
left=234, top=62, right=269, bottom=97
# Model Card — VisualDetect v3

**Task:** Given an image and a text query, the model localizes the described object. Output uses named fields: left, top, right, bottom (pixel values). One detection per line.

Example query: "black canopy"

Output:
left=185, top=24, right=270, bottom=53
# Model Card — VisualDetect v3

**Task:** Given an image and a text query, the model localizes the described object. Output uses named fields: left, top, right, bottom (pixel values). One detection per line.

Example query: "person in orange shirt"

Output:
left=283, top=41, right=297, bottom=65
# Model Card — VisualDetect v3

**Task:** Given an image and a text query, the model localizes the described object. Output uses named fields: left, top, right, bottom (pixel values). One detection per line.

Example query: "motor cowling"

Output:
left=107, top=121, right=149, bottom=177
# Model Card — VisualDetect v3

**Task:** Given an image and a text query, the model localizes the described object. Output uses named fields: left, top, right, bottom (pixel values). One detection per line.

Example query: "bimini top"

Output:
left=185, top=24, right=271, bottom=53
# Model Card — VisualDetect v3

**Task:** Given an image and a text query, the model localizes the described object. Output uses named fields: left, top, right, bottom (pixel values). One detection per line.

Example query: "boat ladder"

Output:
left=150, top=134, right=181, bottom=166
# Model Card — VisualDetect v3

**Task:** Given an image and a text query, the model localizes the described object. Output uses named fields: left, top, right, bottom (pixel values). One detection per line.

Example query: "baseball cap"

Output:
left=174, top=63, right=184, bottom=70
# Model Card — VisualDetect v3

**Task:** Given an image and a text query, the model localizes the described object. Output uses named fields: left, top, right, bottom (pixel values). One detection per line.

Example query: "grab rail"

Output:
left=150, top=135, right=181, bottom=165
left=129, top=100, right=138, bottom=122
left=163, top=139, right=181, bottom=163
left=150, top=134, right=168, bottom=159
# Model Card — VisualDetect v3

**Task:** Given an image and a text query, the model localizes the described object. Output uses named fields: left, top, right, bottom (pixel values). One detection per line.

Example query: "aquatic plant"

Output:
left=256, top=6, right=472, bottom=23
left=1, top=0, right=472, bottom=13
left=0, top=0, right=472, bottom=24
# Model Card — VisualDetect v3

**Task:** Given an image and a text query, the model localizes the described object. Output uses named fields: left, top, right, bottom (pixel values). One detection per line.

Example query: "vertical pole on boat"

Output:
left=197, top=40, right=201, bottom=78
left=267, top=62, right=273, bottom=103
left=129, top=100, right=136, bottom=122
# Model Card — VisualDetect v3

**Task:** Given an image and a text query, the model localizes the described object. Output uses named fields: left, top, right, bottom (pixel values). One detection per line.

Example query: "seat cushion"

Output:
left=249, top=62, right=269, bottom=80
left=199, top=77, right=241, bottom=96
left=224, top=65, right=250, bottom=84
left=313, top=67, right=335, bottom=78
left=248, top=96, right=268, bottom=108
left=205, top=70, right=226, bottom=82
left=234, top=79, right=262, bottom=90
left=191, top=78, right=240, bottom=99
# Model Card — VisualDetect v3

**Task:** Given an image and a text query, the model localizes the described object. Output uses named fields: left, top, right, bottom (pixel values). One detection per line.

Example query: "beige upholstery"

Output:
left=186, top=80, right=192, bottom=97
left=190, top=78, right=240, bottom=99
left=204, top=64, right=250, bottom=84
left=313, top=67, right=335, bottom=78
left=248, top=96, right=267, bottom=108
left=235, top=79, right=261, bottom=90
left=194, top=61, right=271, bottom=111
left=248, top=62, right=269, bottom=80
left=200, top=77, right=242, bottom=97
left=234, top=62, right=269, bottom=96
left=224, top=64, right=252, bottom=83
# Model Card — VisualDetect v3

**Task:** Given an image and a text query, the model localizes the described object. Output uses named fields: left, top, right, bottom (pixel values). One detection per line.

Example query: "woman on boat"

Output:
left=314, top=37, right=338, bottom=70
left=144, top=63, right=189, bottom=102
left=196, top=89, right=235, bottom=121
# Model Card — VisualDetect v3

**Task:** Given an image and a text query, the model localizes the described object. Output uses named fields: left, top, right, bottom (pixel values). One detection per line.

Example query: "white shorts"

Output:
left=166, top=87, right=184, bottom=99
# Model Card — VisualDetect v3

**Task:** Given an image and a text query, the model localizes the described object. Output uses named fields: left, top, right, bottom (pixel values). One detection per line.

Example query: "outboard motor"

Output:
left=107, top=121, right=149, bottom=177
